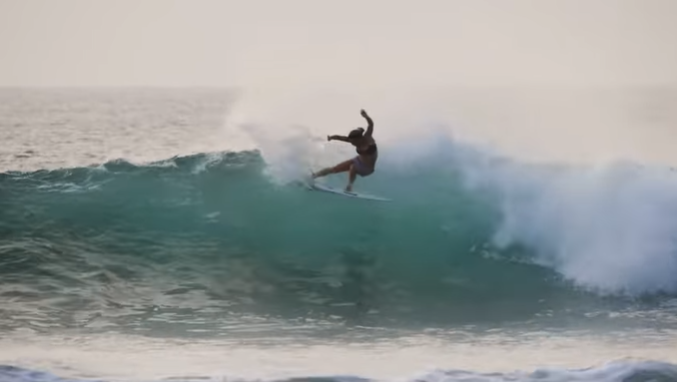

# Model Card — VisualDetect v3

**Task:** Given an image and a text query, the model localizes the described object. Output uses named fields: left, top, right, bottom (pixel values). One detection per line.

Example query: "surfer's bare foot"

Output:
left=345, top=184, right=353, bottom=193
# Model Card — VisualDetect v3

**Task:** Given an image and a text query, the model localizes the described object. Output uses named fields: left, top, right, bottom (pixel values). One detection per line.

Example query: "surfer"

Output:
left=311, top=109, right=377, bottom=192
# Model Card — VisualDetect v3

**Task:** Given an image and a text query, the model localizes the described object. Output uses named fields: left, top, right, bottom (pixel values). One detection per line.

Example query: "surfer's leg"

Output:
left=312, top=159, right=353, bottom=178
left=345, top=165, right=357, bottom=192
left=345, top=157, right=367, bottom=192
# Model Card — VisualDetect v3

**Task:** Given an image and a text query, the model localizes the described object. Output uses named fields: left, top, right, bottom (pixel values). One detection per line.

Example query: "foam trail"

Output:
left=224, top=99, right=333, bottom=184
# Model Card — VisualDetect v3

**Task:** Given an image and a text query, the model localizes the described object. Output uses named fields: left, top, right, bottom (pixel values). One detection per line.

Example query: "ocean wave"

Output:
left=1, top=140, right=677, bottom=330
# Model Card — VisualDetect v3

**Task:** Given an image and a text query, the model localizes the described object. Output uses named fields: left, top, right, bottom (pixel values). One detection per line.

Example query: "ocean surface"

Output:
left=1, top=88, right=677, bottom=382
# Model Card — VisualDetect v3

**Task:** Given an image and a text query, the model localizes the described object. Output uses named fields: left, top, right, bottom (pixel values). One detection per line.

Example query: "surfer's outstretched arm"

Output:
left=361, top=109, right=374, bottom=137
left=328, top=135, right=350, bottom=142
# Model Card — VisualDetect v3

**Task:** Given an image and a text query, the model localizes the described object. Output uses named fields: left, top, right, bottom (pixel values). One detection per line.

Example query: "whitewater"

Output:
left=1, top=88, right=677, bottom=382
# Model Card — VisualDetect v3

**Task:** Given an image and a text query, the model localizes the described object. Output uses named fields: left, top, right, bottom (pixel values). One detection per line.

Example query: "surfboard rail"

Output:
left=298, top=180, right=392, bottom=202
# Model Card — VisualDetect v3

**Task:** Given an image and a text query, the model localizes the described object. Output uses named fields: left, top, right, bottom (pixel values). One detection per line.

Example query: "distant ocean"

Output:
left=1, top=88, right=677, bottom=382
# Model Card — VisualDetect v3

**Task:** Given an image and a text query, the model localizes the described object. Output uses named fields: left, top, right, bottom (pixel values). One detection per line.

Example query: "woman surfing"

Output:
left=311, top=109, right=377, bottom=192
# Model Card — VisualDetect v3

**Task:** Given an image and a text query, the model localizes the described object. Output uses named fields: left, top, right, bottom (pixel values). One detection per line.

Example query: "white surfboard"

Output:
left=300, top=180, right=391, bottom=202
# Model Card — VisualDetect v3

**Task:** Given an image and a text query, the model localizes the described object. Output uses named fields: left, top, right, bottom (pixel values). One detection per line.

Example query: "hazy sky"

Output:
left=1, top=0, right=676, bottom=88
left=2, top=0, right=677, bottom=165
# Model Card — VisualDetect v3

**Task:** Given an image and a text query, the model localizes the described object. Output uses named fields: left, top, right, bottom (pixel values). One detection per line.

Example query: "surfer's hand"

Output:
left=327, top=135, right=333, bottom=141
left=360, top=109, right=368, bottom=118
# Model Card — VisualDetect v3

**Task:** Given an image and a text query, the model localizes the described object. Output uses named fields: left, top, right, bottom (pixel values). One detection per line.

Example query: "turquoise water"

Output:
left=2, top=149, right=677, bottom=333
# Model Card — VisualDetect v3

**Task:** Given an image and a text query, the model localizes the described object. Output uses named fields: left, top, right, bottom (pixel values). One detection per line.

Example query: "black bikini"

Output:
left=356, top=143, right=378, bottom=156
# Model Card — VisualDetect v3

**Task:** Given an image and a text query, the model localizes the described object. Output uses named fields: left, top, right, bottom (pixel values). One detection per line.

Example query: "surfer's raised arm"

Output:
left=361, top=109, right=374, bottom=137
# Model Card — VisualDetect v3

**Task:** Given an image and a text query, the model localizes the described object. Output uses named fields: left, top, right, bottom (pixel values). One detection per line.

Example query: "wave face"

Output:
left=3, top=141, right=677, bottom=333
